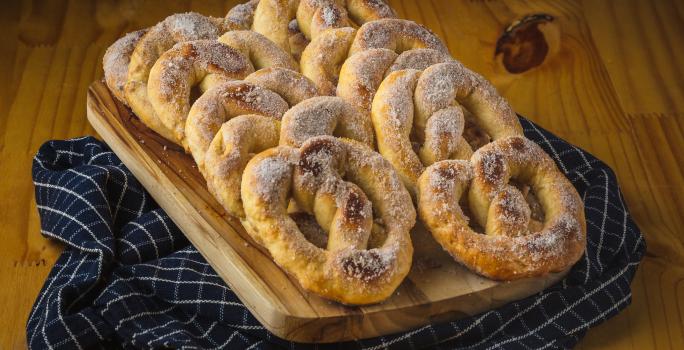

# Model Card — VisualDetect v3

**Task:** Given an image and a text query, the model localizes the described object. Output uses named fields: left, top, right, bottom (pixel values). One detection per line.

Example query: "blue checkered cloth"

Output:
left=28, top=118, right=645, bottom=349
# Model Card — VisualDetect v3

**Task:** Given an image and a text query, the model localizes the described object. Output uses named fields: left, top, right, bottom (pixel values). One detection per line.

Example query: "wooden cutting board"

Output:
left=86, top=80, right=568, bottom=343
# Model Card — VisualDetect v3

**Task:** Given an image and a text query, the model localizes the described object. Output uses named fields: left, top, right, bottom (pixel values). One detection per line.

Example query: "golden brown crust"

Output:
left=218, top=30, right=299, bottom=71
left=241, top=136, right=415, bottom=304
left=417, top=136, right=586, bottom=280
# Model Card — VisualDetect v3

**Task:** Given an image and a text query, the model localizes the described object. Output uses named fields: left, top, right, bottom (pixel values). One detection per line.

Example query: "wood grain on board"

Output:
left=1, top=0, right=682, bottom=348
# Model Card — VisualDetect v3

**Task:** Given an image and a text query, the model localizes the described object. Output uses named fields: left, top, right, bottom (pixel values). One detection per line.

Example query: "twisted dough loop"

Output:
left=279, top=96, right=374, bottom=147
left=244, top=67, right=319, bottom=106
left=218, top=30, right=299, bottom=71
left=124, top=12, right=237, bottom=141
left=417, top=136, right=586, bottom=280
left=147, top=40, right=255, bottom=147
left=241, top=136, right=415, bottom=304
left=103, top=29, right=147, bottom=105
left=228, top=0, right=395, bottom=60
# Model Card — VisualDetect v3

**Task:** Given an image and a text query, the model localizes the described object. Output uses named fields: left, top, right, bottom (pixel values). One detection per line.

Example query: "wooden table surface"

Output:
left=1, top=0, right=682, bottom=348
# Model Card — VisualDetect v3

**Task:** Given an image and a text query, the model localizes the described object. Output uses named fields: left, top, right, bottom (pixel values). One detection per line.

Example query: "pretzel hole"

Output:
left=462, top=109, right=491, bottom=150
left=509, top=180, right=545, bottom=232
left=460, top=197, right=486, bottom=234
left=290, top=212, right=328, bottom=248
left=189, top=85, right=203, bottom=105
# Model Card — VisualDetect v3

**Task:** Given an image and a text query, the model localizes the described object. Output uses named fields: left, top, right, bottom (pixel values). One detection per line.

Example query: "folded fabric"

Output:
left=27, top=118, right=645, bottom=349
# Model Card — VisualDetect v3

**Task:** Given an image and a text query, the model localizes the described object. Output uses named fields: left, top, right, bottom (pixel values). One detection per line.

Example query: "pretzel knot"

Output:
left=241, top=136, right=415, bottom=304
left=371, top=60, right=524, bottom=196
left=417, top=136, right=586, bottom=280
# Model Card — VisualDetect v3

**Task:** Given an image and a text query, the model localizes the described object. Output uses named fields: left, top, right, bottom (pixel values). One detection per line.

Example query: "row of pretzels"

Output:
left=103, top=0, right=586, bottom=305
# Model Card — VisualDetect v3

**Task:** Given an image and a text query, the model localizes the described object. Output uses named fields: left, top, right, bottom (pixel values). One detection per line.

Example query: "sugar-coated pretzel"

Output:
left=147, top=40, right=255, bottom=147
left=300, top=18, right=448, bottom=95
left=124, top=12, right=236, bottom=141
left=241, top=136, right=415, bottom=304
left=279, top=96, right=374, bottom=147
left=417, top=136, right=586, bottom=280
left=371, top=69, right=469, bottom=196
left=370, top=60, right=524, bottom=196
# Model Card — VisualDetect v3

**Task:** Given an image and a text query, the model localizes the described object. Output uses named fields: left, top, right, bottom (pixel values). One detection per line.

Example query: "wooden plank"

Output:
left=582, top=0, right=684, bottom=118
left=87, top=80, right=567, bottom=343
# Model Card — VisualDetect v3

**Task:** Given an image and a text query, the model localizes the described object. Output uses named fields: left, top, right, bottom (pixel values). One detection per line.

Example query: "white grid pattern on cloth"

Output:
left=27, top=116, right=645, bottom=349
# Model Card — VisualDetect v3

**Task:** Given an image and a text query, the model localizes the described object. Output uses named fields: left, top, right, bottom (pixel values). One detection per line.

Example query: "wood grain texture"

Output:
left=86, top=80, right=567, bottom=342
left=1, top=0, right=682, bottom=348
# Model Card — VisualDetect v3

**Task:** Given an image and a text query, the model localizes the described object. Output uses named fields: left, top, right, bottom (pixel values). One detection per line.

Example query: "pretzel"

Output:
left=417, top=136, right=586, bottom=280
left=300, top=18, right=449, bottom=95
left=147, top=40, right=255, bottom=146
left=124, top=12, right=236, bottom=141
left=279, top=96, right=374, bottom=147
left=241, top=136, right=415, bottom=304
left=371, top=60, right=523, bottom=196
